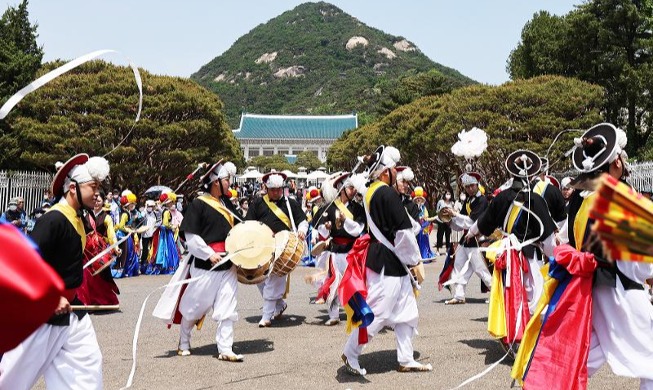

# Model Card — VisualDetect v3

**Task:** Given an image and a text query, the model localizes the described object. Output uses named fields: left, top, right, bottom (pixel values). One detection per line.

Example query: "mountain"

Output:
left=191, top=2, right=475, bottom=127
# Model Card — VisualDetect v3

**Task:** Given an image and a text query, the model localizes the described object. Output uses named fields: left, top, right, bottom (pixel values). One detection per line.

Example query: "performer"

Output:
left=443, top=172, right=492, bottom=304
left=315, top=173, right=365, bottom=325
left=176, top=160, right=245, bottom=361
left=531, top=157, right=567, bottom=227
left=112, top=191, right=141, bottom=278
left=246, top=171, right=308, bottom=328
left=341, top=145, right=432, bottom=376
left=411, top=186, right=436, bottom=261
left=76, top=190, right=121, bottom=306
left=147, top=192, right=181, bottom=274
left=512, top=123, right=653, bottom=389
left=140, top=199, right=159, bottom=273
left=395, top=166, right=420, bottom=223
left=0, top=154, right=107, bottom=389
left=468, top=150, right=556, bottom=348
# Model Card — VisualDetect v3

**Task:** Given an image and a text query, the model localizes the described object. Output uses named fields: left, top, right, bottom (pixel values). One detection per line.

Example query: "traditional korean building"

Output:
left=232, top=113, right=358, bottom=162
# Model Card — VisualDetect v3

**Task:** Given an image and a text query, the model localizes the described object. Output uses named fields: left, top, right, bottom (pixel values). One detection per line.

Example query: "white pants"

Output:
left=257, top=273, right=287, bottom=321
left=587, top=282, right=653, bottom=389
left=588, top=328, right=653, bottom=390
left=343, top=268, right=419, bottom=367
left=0, top=314, right=103, bottom=390
left=523, top=254, right=544, bottom=314
left=178, top=264, right=238, bottom=353
left=327, top=253, right=349, bottom=320
left=451, top=245, right=492, bottom=300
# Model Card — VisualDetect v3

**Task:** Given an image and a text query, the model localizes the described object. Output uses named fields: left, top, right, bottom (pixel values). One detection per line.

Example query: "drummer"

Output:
left=0, top=154, right=108, bottom=389
left=175, top=160, right=245, bottom=362
left=246, top=171, right=308, bottom=328
left=315, top=172, right=365, bottom=326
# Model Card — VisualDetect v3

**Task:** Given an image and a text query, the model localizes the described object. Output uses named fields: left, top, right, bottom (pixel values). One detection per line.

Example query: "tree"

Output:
left=1, top=60, right=242, bottom=195
left=294, top=150, right=322, bottom=170
left=328, top=76, right=604, bottom=206
left=378, top=69, right=474, bottom=115
left=0, top=0, right=43, bottom=102
left=507, top=1, right=653, bottom=157
left=249, top=154, right=294, bottom=172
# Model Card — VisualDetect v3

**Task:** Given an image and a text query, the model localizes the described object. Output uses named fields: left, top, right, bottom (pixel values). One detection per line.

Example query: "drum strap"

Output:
left=263, top=195, right=291, bottom=229
left=198, top=194, right=234, bottom=227
left=49, top=202, right=86, bottom=249
left=334, top=199, right=354, bottom=220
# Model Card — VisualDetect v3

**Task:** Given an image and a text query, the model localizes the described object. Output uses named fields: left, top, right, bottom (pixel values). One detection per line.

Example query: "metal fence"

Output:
left=0, top=170, right=52, bottom=216
left=554, top=161, right=653, bottom=192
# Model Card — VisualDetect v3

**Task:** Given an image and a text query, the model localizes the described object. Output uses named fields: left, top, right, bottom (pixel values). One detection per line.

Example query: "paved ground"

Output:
left=36, top=254, right=638, bottom=390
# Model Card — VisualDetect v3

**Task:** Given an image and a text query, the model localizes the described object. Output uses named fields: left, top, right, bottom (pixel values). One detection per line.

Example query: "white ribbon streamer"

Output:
left=0, top=49, right=142, bottom=122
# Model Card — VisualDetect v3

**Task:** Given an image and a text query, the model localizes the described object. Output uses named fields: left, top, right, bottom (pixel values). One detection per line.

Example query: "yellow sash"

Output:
left=198, top=194, right=234, bottom=228
left=573, top=193, right=597, bottom=251
left=533, top=180, right=547, bottom=197
left=263, top=195, right=291, bottom=229
left=334, top=198, right=354, bottom=220
left=465, top=200, right=471, bottom=215
left=49, top=202, right=86, bottom=249
left=506, top=202, right=523, bottom=234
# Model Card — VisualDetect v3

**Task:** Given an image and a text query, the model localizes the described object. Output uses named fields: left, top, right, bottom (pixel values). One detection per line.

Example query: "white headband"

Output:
left=266, top=174, right=285, bottom=189
left=460, top=173, right=478, bottom=186
left=63, top=156, right=110, bottom=193
left=370, top=146, right=401, bottom=179
left=209, top=161, right=237, bottom=183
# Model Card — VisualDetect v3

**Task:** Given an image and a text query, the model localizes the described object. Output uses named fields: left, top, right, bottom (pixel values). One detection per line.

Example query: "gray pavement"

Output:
left=36, top=256, right=637, bottom=390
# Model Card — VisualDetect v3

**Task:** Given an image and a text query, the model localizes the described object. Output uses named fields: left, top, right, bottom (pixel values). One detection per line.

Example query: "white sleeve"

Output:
left=450, top=214, right=475, bottom=231
left=185, top=232, right=216, bottom=260
left=409, top=213, right=421, bottom=235
left=393, top=228, right=421, bottom=266
left=297, top=220, right=309, bottom=236
left=616, top=260, right=653, bottom=285
left=343, top=217, right=364, bottom=237
left=317, top=224, right=330, bottom=239
left=557, top=219, right=569, bottom=245
left=468, top=221, right=480, bottom=236
left=541, top=232, right=557, bottom=259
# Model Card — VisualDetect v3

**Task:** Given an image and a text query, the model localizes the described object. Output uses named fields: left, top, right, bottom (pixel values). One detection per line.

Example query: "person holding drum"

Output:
left=175, top=160, right=244, bottom=362
left=76, top=189, right=121, bottom=307
left=0, top=153, right=107, bottom=389
left=341, top=145, right=432, bottom=376
left=246, top=171, right=308, bottom=328
left=315, top=172, right=366, bottom=326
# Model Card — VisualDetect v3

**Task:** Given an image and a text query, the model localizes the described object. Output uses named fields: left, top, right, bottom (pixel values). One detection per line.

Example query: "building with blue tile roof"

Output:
left=233, top=113, right=358, bottom=162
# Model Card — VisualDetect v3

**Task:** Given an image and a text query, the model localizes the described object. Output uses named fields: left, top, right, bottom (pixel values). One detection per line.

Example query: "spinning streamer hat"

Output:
left=505, top=150, right=541, bottom=179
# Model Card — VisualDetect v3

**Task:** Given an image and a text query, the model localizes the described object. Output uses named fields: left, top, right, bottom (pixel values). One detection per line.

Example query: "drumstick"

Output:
left=71, top=304, right=120, bottom=311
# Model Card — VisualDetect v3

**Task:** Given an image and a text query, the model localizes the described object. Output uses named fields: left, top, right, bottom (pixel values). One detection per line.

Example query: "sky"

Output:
left=3, top=1, right=580, bottom=85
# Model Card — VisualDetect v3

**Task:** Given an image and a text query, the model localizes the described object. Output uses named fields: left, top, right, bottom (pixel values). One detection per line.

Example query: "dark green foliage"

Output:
left=507, top=0, right=653, bottom=157
left=2, top=61, right=242, bottom=195
left=192, top=2, right=475, bottom=128
left=328, top=76, right=604, bottom=204
left=0, top=0, right=43, bottom=103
